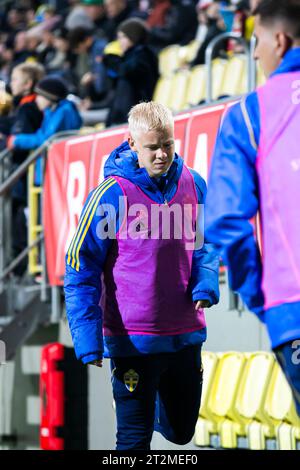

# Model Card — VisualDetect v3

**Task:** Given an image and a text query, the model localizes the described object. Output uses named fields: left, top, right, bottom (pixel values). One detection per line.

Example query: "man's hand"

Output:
left=195, top=300, right=211, bottom=310
left=88, top=359, right=103, bottom=367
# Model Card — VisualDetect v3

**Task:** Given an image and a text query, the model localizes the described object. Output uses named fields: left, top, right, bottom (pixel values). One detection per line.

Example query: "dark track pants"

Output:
left=110, top=344, right=203, bottom=450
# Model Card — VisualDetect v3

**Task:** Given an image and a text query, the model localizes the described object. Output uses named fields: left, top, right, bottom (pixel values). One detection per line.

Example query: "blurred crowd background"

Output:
left=0, top=0, right=258, bottom=127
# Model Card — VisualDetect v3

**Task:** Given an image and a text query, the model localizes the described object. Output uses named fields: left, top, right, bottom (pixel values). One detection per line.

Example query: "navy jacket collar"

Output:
left=271, top=47, right=300, bottom=77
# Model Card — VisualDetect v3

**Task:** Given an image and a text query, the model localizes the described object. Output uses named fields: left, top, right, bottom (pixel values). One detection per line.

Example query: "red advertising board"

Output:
left=88, top=127, right=127, bottom=189
left=44, top=103, right=232, bottom=286
left=44, top=135, right=94, bottom=285
left=184, top=104, right=226, bottom=182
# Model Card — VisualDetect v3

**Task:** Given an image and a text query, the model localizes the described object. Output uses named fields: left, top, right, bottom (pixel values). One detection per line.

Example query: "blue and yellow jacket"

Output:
left=64, top=142, right=220, bottom=363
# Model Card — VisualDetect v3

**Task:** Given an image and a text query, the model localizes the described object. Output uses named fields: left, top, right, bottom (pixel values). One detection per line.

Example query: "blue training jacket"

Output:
left=13, top=99, right=82, bottom=150
left=13, top=99, right=82, bottom=185
left=64, top=142, right=220, bottom=363
left=205, top=47, right=300, bottom=349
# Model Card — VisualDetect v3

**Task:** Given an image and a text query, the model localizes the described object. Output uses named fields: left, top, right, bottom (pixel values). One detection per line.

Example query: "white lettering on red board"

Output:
left=174, top=139, right=181, bottom=154
left=193, top=133, right=208, bottom=183
left=65, top=161, right=86, bottom=252
left=98, top=154, right=109, bottom=184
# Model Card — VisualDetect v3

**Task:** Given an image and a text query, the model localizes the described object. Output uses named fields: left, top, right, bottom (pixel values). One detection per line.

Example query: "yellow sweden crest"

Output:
left=124, top=369, right=139, bottom=392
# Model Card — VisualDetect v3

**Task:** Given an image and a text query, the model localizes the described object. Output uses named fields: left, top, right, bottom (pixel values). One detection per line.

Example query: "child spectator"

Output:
left=8, top=62, right=45, bottom=165
left=8, top=76, right=82, bottom=184
left=67, top=26, right=108, bottom=102
left=3, top=62, right=45, bottom=276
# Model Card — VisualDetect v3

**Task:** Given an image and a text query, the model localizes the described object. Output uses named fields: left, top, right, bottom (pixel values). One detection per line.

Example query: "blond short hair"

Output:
left=128, top=101, right=174, bottom=137
left=13, top=62, right=45, bottom=87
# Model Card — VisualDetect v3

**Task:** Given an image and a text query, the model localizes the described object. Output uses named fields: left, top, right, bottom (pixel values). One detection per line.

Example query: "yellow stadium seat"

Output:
left=168, top=70, right=190, bottom=113
left=277, top=423, right=300, bottom=450
left=265, top=361, right=300, bottom=450
left=79, top=126, right=97, bottom=135
left=211, top=59, right=228, bottom=101
left=245, top=16, right=255, bottom=42
left=185, top=40, right=200, bottom=64
left=194, top=351, right=219, bottom=447
left=159, top=45, right=181, bottom=77
left=220, top=55, right=247, bottom=97
left=153, top=76, right=173, bottom=107
left=265, top=361, right=299, bottom=423
left=184, top=65, right=206, bottom=108
left=231, top=352, right=275, bottom=450
left=206, top=352, right=246, bottom=448
left=178, top=40, right=199, bottom=67
left=94, top=122, right=106, bottom=131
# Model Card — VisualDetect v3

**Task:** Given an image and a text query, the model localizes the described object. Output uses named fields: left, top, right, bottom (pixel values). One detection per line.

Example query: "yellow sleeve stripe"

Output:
left=73, top=178, right=117, bottom=271
left=67, top=177, right=115, bottom=267
left=67, top=177, right=114, bottom=266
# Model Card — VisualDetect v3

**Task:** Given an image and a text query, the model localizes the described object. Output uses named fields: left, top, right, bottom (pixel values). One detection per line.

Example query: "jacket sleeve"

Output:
left=204, top=98, right=265, bottom=318
left=64, top=179, right=122, bottom=364
left=13, top=107, right=65, bottom=150
left=189, top=169, right=220, bottom=306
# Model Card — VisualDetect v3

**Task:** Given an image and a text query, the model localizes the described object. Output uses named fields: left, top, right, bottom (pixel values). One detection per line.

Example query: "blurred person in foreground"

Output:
left=205, top=0, right=300, bottom=415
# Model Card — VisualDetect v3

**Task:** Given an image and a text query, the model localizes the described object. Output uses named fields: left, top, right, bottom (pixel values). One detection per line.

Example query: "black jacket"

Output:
left=10, top=95, right=43, bottom=165
left=7, top=95, right=43, bottom=203
left=149, top=0, right=198, bottom=50
left=106, top=44, right=159, bottom=127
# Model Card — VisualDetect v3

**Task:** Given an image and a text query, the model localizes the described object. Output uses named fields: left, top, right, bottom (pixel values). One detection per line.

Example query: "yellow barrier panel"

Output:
left=28, top=163, right=42, bottom=274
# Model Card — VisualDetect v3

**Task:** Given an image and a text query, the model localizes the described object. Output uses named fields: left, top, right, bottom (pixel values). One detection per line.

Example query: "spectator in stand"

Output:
left=12, top=31, right=38, bottom=68
left=46, top=28, right=73, bottom=80
left=82, top=0, right=112, bottom=35
left=0, top=44, right=13, bottom=85
left=6, top=6, right=27, bottom=35
left=191, top=0, right=226, bottom=66
left=3, top=62, right=44, bottom=276
left=7, top=76, right=82, bottom=185
left=7, top=62, right=44, bottom=165
left=106, top=18, right=159, bottom=126
left=65, top=0, right=111, bottom=35
left=148, top=0, right=198, bottom=51
left=68, top=26, right=109, bottom=102
left=65, top=0, right=95, bottom=30
left=146, top=0, right=171, bottom=28
left=104, top=0, right=142, bottom=41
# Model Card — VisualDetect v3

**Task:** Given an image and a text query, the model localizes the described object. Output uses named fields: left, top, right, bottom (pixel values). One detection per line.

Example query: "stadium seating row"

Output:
left=195, top=351, right=300, bottom=450
left=154, top=44, right=266, bottom=112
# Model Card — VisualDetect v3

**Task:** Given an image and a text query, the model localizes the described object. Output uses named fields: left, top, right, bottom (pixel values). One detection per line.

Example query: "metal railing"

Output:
left=0, top=130, right=79, bottom=319
left=205, top=32, right=257, bottom=103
